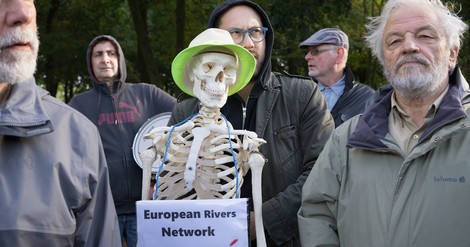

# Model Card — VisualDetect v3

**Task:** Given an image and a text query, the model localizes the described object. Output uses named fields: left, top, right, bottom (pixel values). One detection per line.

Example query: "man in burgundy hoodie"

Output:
left=69, top=35, right=176, bottom=247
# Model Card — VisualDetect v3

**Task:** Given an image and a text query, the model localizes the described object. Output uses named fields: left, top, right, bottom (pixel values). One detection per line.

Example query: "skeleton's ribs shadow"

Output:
left=139, top=46, right=267, bottom=247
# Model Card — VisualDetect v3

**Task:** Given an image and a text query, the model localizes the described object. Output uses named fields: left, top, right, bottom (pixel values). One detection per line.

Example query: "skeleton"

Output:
left=140, top=51, right=267, bottom=247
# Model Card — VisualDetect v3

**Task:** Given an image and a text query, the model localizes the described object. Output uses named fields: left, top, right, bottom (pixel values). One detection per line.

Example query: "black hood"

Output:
left=86, top=35, right=127, bottom=93
left=208, top=0, right=273, bottom=86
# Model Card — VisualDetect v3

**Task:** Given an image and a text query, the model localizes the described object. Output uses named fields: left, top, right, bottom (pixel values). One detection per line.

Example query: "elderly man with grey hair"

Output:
left=298, top=0, right=470, bottom=246
left=299, top=28, right=374, bottom=127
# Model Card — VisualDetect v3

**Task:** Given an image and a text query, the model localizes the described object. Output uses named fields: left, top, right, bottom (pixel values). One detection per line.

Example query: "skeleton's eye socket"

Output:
left=202, top=63, right=213, bottom=73
left=224, top=66, right=236, bottom=77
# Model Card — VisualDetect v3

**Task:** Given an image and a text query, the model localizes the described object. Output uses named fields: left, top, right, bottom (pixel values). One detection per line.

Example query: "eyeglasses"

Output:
left=227, top=26, right=268, bottom=44
left=307, top=46, right=338, bottom=56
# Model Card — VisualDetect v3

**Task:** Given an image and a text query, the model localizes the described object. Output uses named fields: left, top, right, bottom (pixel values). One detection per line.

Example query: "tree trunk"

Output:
left=127, top=0, right=161, bottom=87
left=43, top=0, right=61, bottom=97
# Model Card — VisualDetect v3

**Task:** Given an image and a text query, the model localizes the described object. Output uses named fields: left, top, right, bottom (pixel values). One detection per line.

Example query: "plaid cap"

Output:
left=299, top=28, right=349, bottom=49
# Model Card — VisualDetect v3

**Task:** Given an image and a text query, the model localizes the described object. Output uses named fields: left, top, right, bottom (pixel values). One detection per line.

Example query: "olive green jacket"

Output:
left=299, top=68, right=470, bottom=247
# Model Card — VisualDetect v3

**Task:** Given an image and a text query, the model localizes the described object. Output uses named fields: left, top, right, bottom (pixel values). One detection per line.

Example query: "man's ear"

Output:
left=336, top=46, right=345, bottom=65
left=449, top=46, right=459, bottom=70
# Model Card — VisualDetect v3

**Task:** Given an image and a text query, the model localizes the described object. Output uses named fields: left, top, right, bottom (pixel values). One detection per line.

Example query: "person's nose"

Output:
left=240, top=33, right=255, bottom=49
left=305, top=51, right=313, bottom=61
left=102, top=53, right=112, bottom=63
left=5, top=0, right=34, bottom=27
left=402, top=35, right=420, bottom=53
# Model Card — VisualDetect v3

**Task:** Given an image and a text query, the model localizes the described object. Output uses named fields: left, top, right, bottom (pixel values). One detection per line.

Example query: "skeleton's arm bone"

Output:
left=140, top=147, right=157, bottom=200
left=249, top=151, right=267, bottom=247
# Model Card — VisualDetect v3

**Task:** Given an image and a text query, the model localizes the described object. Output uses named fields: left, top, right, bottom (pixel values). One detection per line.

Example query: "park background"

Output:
left=35, top=0, right=470, bottom=102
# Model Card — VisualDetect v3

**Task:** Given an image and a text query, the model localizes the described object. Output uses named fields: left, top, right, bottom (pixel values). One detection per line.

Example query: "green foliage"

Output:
left=35, top=0, right=470, bottom=102
left=266, top=0, right=387, bottom=88
left=35, top=0, right=132, bottom=101
left=146, top=0, right=221, bottom=95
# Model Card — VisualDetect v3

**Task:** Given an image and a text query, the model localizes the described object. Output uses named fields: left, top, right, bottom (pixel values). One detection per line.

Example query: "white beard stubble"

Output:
left=0, top=27, right=39, bottom=84
left=383, top=53, right=449, bottom=100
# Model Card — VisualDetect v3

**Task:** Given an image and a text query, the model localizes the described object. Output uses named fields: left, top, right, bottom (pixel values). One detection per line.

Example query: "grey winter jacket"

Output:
left=298, top=68, right=470, bottom=247
left=0, top=78, right=121, bottom=246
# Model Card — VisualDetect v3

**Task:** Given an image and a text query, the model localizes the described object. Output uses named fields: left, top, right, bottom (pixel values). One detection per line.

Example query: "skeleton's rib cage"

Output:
left=146, top=113, right=264, bottom=200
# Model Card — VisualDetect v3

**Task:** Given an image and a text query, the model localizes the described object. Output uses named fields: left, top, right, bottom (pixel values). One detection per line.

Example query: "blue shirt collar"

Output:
left=318, top=74, right=346, bottom=95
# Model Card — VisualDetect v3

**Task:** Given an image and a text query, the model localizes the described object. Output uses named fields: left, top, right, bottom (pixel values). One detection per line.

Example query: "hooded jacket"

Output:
left=69, top=35, right=176, bottom=215
left=169, top=1, right=335, bottom=246
left=328, top=65, right=375, bottom=127
left=0, top=78, right=121, bottom=246
left=299, top=68, right=470, bottom=247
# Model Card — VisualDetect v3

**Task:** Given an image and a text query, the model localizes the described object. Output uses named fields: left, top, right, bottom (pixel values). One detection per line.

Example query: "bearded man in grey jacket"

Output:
left=0, top=1, right=121, bottom=246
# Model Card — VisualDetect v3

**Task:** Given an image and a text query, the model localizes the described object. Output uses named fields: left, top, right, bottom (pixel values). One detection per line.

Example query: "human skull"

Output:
left=189, top=52, right=238, bottom=109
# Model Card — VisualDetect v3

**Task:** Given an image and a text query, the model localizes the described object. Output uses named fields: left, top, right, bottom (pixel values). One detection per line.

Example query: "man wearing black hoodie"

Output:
left=69, top=35, right=176, bottom=247
left=168, top=1, right=334, bottom=246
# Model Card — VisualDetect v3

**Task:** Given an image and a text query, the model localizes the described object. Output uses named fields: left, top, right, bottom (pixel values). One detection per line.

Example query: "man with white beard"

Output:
left=0, top=1, right=121, bottom=246
left=298, top=0, right=470, bottom=246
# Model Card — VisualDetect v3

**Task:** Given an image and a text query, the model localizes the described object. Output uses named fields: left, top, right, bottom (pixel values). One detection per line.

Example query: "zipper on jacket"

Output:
left=0, top=121, right=47, bottom=128
left=242, top=106, right=246, bottom=129
left=111, top=92, right=133, bottom=204
left=241, top=94, right=250, bottom=129
left=111, top=95, right=118, bottom=125
left=0, top=121, right=52, bottom=137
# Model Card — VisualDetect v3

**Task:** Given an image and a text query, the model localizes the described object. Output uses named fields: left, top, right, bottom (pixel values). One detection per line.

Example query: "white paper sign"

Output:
left=136, top=198, right=249, bottom=247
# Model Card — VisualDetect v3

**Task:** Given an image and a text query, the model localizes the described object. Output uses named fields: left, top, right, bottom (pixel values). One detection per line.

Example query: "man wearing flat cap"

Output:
left=299, top=28, right=374, bottom=127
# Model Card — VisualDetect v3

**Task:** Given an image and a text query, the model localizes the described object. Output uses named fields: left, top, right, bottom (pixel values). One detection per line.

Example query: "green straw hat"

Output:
left=171, top=28, right=256, bottom=97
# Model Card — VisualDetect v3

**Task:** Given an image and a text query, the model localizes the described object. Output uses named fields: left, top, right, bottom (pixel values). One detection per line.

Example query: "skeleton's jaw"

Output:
left=198, top=92, right=227, bottom=108
left=194, top=78, right=229, bottom=109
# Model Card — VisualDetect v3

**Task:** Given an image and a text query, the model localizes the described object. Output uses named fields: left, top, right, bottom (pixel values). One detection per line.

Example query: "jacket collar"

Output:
left=343, top=65, right=356, bottom=91
left=0, top=78, right=53, bottom=137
